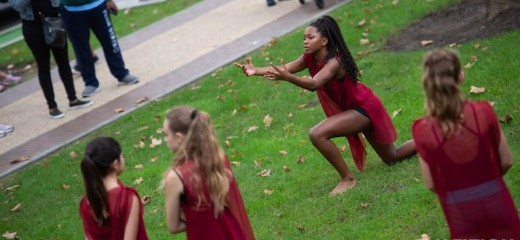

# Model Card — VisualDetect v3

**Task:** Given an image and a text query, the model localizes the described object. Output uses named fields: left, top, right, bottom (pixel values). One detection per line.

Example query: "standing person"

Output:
left=8, top=0, right=92, bottom=119
left=413, top=49, right=520, bottom=238
left=60, top=0, right=139, bottom=98
left=79, top=137, right=149, bottom=239
left=162, top=106, right=255, bottom=240
left=235, top=15, right=415, bottom=195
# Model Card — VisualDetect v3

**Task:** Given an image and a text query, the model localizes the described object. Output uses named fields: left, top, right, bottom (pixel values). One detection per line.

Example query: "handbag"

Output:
left=42, top=16, right=67, bottom=48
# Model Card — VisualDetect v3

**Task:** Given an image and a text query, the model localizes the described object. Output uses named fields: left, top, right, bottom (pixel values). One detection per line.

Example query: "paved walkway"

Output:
left=0, top=0, right=348, bottom=178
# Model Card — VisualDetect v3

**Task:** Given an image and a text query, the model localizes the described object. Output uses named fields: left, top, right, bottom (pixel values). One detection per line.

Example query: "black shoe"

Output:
left=49, top=108, right=64, bottom=119
left=69, top=99, right=93, bottom=110
left=314, top=0, right=324, bottom=9
left=299, top=0, right=305, bottom=4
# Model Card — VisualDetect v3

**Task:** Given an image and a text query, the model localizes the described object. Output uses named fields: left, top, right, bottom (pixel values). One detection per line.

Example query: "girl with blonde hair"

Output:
left=162, top=106, right=255, bottom=240
left=413, top=49, right=520, bottom=238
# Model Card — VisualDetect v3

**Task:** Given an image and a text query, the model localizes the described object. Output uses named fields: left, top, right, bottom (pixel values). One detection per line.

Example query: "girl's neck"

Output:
left=312, top=49, right=328, bottom=63
left=103, top=173, right=119, bottom=192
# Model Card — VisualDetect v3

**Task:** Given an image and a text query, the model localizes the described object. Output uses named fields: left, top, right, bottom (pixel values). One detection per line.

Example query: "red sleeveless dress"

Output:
left=175, top=158, right=255, bottom=240
left=79, top=182, right=149, bottom=239
left=413, top=101, right=520, bottom=238
left=303, top=54, right=397, bottom=170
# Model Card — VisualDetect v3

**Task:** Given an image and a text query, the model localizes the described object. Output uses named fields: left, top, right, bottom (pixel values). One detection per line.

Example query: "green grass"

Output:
left=0, top=0, right=199, bottom=71
left=2, top=0, right=520, bottom=239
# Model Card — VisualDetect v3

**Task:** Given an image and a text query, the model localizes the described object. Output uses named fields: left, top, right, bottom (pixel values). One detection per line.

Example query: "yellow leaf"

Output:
left=231, top=161, right=241, bottom=166
left=392, top=108, right=402, bottom=118
left=469, top=86, right=486, bottom=94
left=124, top=8, right=131, bottom=15
left=5, top=185, right=20, bottom=191
left=151, top=157, right=158, bottom=162
left=420, top=40, right=434, bottom=47
left=10, top=203, right=21, bottom=212
left=392, top=0, right=398, bottom=5
left=257, top=169, right=271, bottom=177
left=357, top=19, right=366, bottom=27
left=288, top=113, right=293, bottom=118
left=134, top=164, right=144, bottom=170
left=263, top=115, right=273, bottom=127
left=360, top=202, right=369, bottom=208
left=69, top=151, right=78, bottom=159
left=359, top=39, right=370, bottom=45
left=248, top=125, right=258, bottom=132
left=232, top=109, right=237, bottom=116
left=279, top=150, right=288, bottom=156
left=134, top=177, right=144, bottom=185
left=2, top=231, right=17, bottom=240
left=337, top=145, right=347, bottom=152
left=420, top=233, right=430, bottom=240
left=263, top=189, right=274, bottom=195
left=225, top=140, right=231, bottom=147
left=62, top=184, right=70, bottom=190
left=254, top=160, right=262, bottom=167
left=149, top=138, right=162, bottom=148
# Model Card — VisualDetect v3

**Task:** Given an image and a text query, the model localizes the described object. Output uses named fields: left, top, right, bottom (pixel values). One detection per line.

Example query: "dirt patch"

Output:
left=384, top=0, right=520, bottom=51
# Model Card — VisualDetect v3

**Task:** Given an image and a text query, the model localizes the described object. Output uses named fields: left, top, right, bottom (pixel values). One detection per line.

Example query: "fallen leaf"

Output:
left=154, top=115, right=162, bottom=121
left=283, top=165, right=291, bottom=172
left=248, top=125, right=258, bottom=132
left=257, top=169, right=271, bottom=177
left=129, top=22, right=136, bottom=28
left=263, top=189, right=274, bottom=195
left=134, top=177, right=144, bottom=185
left=489, top=101, right=495, bottom=107
left=69, top=151, right=77, bottom=159
left=7, top=64, right=14, bottom=69
left=359, top=39, right=370, bottom=45
left=357, top=19, right=366, bottom=27
left=225, top=140, right=231, bottom=147
left=420, top=40, right=434, bottom=47
left=362, top=32, right=369, bottom=37
left=124, top=8, right=131, bottom=15
left=5, top=185, right=20, bottom=191
left=23, top=64, right=32, bottom=71
left=505, top=114, right=513, bottom=124
left=263, top=115, right=273, bottom=127
left=137, top=126, right=149, bottom=132
left=296, top=156, right=305, bottom=164
left=469, top=86, right=486, bottom=94
left=288, top=113, right=293, bottom=118
left=279, top=150, right=288, bottom=156
left=420, top=233, right=430, bottom=240
left=151, top=157, right=158, bottom=162
left=392, top=108, right=402, bottom=118
left=232, top=109, right=237, bottom=116
left=254, top=160, right=262, bottom=167
left=449, top=43, right=457, bottom=47
left=149, top=138, right=162, bottom=148
left=114, top=108, right=125, bottom=113
left=360, top=202, right=369, bottom=208
left=62, top=184, right=70, bottom=190
left=474, top=43, right=480, bottom=49
left=134, top=164, right=143, bottom=170
left=141, top=195, right=151, bottom=205
left=337, top=145, right=347, bottom=152
left=392, top=0, right=398, bottom=5
left=156, top=128, right=163, bottom=134
left=10, top=203, right=21, bottom=212
left=135, top=96, right=149, bottom=104
left=2, top=231, right=16, bottom=240
left=10, top=156, right=30, bottom=164
left=296, top=224, right=305, bottom=231
left=269, top=37, right=278, bottom=47
left=231, top=161, right=241, bottom=166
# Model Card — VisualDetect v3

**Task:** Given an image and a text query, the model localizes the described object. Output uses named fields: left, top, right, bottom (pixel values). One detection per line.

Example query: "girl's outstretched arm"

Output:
left=234, top=55, right=306, bottom=77
left=266, top=57, right=340, bottom=91
left=165, top=170, right=186, bottom=234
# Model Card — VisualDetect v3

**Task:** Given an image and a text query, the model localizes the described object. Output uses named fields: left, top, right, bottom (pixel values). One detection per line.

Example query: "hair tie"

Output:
left=190, top=110, right=198, bottom=120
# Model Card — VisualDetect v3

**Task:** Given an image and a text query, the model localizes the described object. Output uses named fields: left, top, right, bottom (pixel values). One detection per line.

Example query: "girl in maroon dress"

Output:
left=413, top=49, right=520, bottom=238
left=79, top=137, right=148, bottom=240
left=235, top=15, right=415, bottom=195
left=162, top=106, right=255, bottom=240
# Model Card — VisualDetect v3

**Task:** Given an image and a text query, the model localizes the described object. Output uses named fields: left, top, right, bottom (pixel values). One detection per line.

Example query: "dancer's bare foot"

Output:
left=329, top=178, right=356, bottom=196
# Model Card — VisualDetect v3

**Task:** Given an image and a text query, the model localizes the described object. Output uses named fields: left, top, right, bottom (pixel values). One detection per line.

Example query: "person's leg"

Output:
left=363, top=128, right=416, bottom=165
left=89, top=4, right=129, bottom=80
left=309, top=109, right=371, bottom=195
left=21, top=21, right=57, bottom=110
left=60, top=7, right=99, bottom=88
left=51, top=43, right=77, bottom=102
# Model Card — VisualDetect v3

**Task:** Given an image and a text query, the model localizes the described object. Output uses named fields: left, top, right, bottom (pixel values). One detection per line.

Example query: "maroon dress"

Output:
left=303, top=54, right=397, bottom=170
left=79, top=183, right=149, bottom=240
left=175, top=158, right=255, bottom=240
left=413, top=101, right=520, bottom=238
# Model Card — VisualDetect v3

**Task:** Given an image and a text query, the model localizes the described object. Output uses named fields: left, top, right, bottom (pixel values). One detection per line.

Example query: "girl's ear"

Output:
left=322, top=37, right=328, bottom=47
left=175, top=132, right=185, bottom=143
left=457, top=71, right=465, bottom=84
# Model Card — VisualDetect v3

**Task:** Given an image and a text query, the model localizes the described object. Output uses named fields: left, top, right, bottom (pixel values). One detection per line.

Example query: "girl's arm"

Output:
left=123, top=194, right=140, bottom=240
left=498, top=129, right=513, bottom=175
left=8, top=0, right=31, bottom=12
left=165, top=170, right=186, bottom=234
left=267, top=57, right=340, bottom=91
left=234, top=55, right=307, bottom=77
left=419, top=156, right=435, bottom=192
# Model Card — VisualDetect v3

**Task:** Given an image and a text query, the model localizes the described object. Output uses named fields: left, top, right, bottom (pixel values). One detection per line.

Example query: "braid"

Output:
left=310, top=15, right=361, bottom=83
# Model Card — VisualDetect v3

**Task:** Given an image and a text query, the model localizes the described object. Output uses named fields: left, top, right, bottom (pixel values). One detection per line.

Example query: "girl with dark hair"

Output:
left=413, top=49, right=520, bottom=238
left=235, top=15, right=415, bottom=195
left=162, top=106, right=255, bottom=240
left=79, top=137, right=148, bottom=239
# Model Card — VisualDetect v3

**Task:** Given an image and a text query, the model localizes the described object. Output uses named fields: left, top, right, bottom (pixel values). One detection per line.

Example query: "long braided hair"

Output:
left=309, top=15, right=361, bottom=83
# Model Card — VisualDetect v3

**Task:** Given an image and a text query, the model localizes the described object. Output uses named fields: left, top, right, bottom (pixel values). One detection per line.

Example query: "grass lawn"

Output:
left=2, top=0, right=520, bottom=239
left=0, top=0, right=199, bottom=71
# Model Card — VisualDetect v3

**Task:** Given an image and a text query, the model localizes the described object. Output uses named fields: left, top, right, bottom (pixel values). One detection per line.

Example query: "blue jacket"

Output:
left=9, top=0, right=60, bottom=21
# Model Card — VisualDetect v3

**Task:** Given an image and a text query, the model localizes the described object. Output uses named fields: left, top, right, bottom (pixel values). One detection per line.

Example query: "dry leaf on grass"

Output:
left=392, top=0, right=398, bottom=5
left=254, top=160, right=262, bottom=167
left=420, top=233, right=430, bottom=240
left=134, top=164, right=143, bottom=170
left=357, top=19, right=366, bottom=27
left=2, top=231, right=16, bottom=240
left=134, top=177, right=144, bottom=185
left=141, top=195, right=151, bottom=205
left=337, top=145, right=347, bottom=152
left=10, top=156, right=30, bottom=164
left=5, top=185, right=20, bottom=191
left=150, top=157, right=158, bottom=162
left=232, top=109, right=237, bottom=116
left=392, top=108, right=402, bottom=118
left=296, top=156, right=305, bottom=164
left=360, top=202, right=369, bottom=208
left=279, top=150, right=288, bottom=156
left=283, top=165, right=291, bottom=172
left=225, top=140, right=231, bottom=147
left=10, top=203, right=21, bottom=212
left=469, top=86, right=486, bottom=94
left=359, top=39, right=370, bottom=45
left=257, top=169, right=271, bottom=177
left=248, top=126, right=258, bottom=132
left=149, top=138, right=162, bottom=148
left=263, top=115, right=273, bottom=127
left=231, top=161, right=241, bottom=166
left=420, top=40, right=434, bottom=47
left=263, top=189, right=274, bottom=196
left=62, top=184, right=70, bottom=190
left=69, top=151, right=77, bottom=159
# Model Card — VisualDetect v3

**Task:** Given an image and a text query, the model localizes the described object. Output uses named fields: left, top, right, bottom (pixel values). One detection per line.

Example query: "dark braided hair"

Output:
left=309, top=15, right=361, bottom=83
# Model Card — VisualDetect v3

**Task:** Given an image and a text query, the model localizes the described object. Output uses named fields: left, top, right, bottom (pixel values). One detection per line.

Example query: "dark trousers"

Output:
left=60, top=3, right=129, bottom=87
left=22, top=20, right=76, bottom=110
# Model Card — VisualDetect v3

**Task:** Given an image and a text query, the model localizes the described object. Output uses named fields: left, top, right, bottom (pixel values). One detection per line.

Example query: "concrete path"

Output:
left=0, top=0, right=348, bottom=178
